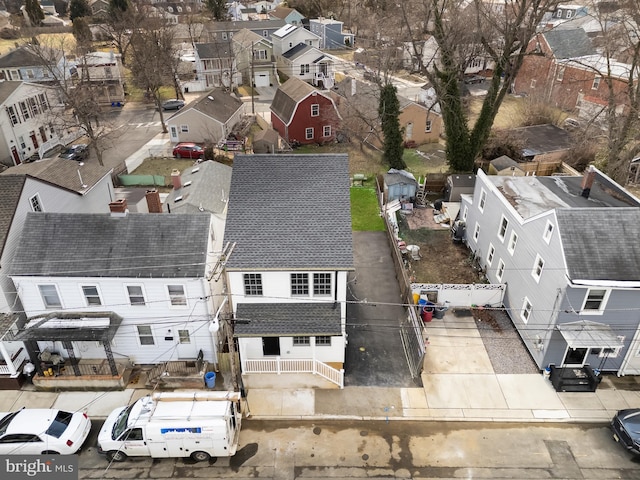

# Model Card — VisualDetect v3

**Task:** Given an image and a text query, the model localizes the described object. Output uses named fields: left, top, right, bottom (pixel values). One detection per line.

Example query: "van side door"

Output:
left=117, top=428, right=149, bottom=457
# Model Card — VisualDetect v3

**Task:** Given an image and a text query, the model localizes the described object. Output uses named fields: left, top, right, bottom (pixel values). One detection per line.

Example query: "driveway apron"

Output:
left=345, top=231, right=416, bottom=387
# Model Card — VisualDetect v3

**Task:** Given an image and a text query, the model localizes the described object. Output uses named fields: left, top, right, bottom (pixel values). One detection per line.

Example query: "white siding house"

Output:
left=222, top=154, right=354, bottom=388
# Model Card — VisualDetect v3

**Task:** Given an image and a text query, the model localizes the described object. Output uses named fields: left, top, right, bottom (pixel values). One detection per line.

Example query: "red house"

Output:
left=270, top=77, right=341, bottom=145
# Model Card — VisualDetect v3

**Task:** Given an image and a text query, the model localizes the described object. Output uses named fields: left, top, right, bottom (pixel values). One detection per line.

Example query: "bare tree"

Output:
left=128, top=15, right=179, bottom=133
left=23, top=38, right=113, bottom=166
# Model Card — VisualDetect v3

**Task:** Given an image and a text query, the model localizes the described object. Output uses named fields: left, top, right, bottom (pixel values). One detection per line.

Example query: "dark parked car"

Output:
left=464, top=74, right=486, bottom=85
left=162, top=99, right=185, bottom=111
left=172, top=143, right=204, bottom=159
left=611, top=409, right=640, bottom=455
left=59, top=144, right=89, bottom=161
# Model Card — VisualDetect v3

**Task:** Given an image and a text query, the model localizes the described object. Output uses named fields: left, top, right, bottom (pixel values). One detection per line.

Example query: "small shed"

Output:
left=489, top=155, right=526, bottom=176
left=384, top=169, right=418, bottom=202
left=444, top=174, right=476, bottom=202
left=252, top=128, right=281, bottom=153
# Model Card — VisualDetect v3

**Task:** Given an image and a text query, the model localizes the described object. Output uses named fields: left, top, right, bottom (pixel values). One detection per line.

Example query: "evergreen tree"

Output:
left=25, top=0, right=45, bottom=27
left=109, top=0, right=128, bottom=13
left=379, top=83, right=406, bottom=170
left=69, top=0, right=92, bottom=21
left=72, top=17, right=93, bottom=52
left=206, top=0, right=228, bottom=21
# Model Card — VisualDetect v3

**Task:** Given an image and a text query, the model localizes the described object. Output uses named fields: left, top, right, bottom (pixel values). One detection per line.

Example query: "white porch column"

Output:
left=0, top=343, right=18, bottom=376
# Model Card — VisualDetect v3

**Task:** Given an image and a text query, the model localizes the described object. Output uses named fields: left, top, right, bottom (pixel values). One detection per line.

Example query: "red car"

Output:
left=172, top=143, right=204, bottom=159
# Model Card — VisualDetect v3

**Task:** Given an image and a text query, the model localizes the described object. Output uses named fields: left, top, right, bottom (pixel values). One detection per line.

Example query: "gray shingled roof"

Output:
left=206, top=19, right=286, bottom=33
left=543, top=28, right=595, bottom=59
left=270, top=77, right=317, bottom=125
left=170, top=88, right=243, bottom=124
left=0, top=158, right=112, bottom=194
left=164, top=160, right=232, bottom=215
left=512, top=124, right=572, bottom=156
left=0, top=46, right=62, bottom=68
left=223, top=154, right=353, bottom=270
left=11, top=212, right=211, bottom=278
left=0, top=176, right=25, bottom=257
left=195, top=41, right=233, bottom=59
left=0, top=81, right=23, bottom=103
left=234, top=303, right=342, bottom=336
left=282, top=42, right=312, bottom=60
left=557, top=208, right=640, bottom=282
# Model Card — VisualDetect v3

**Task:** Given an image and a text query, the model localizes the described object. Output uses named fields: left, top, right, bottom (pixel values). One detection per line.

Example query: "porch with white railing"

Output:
left=243, top=357, right=344, bottom=388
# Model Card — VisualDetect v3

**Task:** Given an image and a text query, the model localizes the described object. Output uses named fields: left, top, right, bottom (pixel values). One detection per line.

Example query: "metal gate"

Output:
left=399, top=307, right=426, bottom=380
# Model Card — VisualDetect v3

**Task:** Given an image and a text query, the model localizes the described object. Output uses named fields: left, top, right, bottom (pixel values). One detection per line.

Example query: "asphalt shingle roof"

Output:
left=170, top=88, right=243, bottom=124
left=543, top=28, right=595, bottom=59
left=164, top=160, right=232, bottom=215
left=557, top=208, right=640, bottom=282
left=11, top=212, right=211, bottom=278
left=0, top=176, right=25, bottom=257
left=270, top=77, right=317, bottom=125
left=223, top=154, right=353, bottom=271
left=234, top=303, right=342, bottom=336
left=195, top=41, right=233, bottom=59
left=0, top=81, right=23, bottom=103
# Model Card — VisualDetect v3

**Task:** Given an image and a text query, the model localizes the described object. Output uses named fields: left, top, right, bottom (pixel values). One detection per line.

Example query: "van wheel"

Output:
left=190, top=451, right=211, bottom=462
left=106, top=450, right=128, bottom=462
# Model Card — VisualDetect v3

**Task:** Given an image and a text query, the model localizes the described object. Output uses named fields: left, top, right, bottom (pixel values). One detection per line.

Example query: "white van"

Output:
left=97, top=391, right=242, bottom=462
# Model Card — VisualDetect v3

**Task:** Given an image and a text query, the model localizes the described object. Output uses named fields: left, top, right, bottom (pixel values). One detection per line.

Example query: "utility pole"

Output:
left=250, top=41, right=255, bottom=114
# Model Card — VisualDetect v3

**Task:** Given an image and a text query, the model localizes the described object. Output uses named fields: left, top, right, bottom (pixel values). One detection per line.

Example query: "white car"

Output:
left=0, top=409, right=91, bottom=455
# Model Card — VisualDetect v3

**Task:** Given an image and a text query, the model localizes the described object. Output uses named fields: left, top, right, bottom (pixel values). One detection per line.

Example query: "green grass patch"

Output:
left=351, top=187, right=384, bottom=231
left=130, top=157, right=195, bottom=177
left=403, top=149, right=424, bottom=174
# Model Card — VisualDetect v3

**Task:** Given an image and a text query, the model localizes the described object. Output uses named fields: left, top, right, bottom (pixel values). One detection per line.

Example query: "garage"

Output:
left=254, top=72, right=270, bottom=87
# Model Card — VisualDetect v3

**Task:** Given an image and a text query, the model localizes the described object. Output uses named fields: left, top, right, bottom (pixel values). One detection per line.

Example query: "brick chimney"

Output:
left=145, top=189, right=162, bottom=213
left=580, top=165, right=596, bottom=198
left=171, top=169, right=182, bottom=190
left=109, top=199, right=128, bottom=215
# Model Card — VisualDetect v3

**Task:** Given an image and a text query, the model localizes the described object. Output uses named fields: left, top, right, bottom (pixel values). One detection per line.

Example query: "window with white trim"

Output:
left=82, top=285, right=102, bottom=306
left=313, top=273, right=331, bottom=296
left=244, top=274, right=263, bottom=296
left=126, top=285, right=146, bottom=306
left=291, top=273, right=309, bottom=296
left=462, top=205, right=468, bottom=222
left=521, top=298, right=532, bottom=323
left=178, top=330, right=191, bottom=344
left=532, top=254, right=544, bottom=282
left=543, top=221, right=554, bottom=243
left=167, top=285, right=187, bottom=306
left=498, top=216, right=508, bottom=241
left=592, top=76, right=601, bottom=90
left=305, top=127, right=314, bottom=139
left=508, top=231, right=518, bottom=255
left=473, top=222, right=480, bottom=241
left=29, top=194, right=42, bottom=212
left=478, top=189, right=487, bottom=212
left=311, top=104, right=319, bottom=116
left=530, top=79, right=536, bottom=89
left=323, top=125, right=331, bottom=137
left=486, top=244, right=495, bottom=266
left=496, top=259, right=505, bottom=281
left=293, top=336, right=310, bottom=346
left=593, top=346, right=620, bottom=358
left=425, top=120, right=432, bottom=133
left=137, top=325, right=155, bottom=346
left=315, top=336, right=331, bottom=346
left=180, top=125, right=189, bottom=133
left=38, top=284, right=61, bottom=308
left=581, top=288, right=608, bottom=313
left=556, top=66, right=565, bottom=82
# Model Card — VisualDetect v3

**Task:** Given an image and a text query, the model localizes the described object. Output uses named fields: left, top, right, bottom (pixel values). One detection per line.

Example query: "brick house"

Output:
left=270, top=77, right=340, bottom=145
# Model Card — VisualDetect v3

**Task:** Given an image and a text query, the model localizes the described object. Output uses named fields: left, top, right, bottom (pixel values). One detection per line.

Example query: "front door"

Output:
left=563, top=347, right=588, bottom=366
left=30, top=131, right=38, bottom=149
left=170, top=126, right=178, bottom=143
left=11, top=146, right=20, bottom=165
left=262, top=337, right=280, bottom=356
left=176, top=329, right=192, bottom=359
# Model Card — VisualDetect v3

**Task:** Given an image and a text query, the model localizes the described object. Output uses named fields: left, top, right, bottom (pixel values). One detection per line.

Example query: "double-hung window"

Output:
left=498, top=216, right=508, bottom=241
left=313, top=273, right=331, bottom=296
left=127, top=285, right=146, bottom=306
left=137, top=325, right=155, bottom=345
left=582, top=288, right=608, bottom=313
left=532, top=255, right=544, bottom=282
left=521, top=298, right=532, bottom=323
left=82, top=286, right=102, bottom=306
left=39, top=285, right=61, bottom=309
left=167, top=285, right=187, bottom=306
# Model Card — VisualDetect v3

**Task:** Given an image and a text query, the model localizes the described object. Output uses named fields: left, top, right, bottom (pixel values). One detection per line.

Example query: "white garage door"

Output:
left=254, top=73, right=270, bottom=87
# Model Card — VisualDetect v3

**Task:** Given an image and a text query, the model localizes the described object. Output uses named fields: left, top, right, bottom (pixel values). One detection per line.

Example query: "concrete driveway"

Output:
left=345, top=231, right=417, bottom=387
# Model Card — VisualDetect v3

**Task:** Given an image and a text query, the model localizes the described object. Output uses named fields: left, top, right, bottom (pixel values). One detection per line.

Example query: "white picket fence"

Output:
left=243, top=357, right=344, bottom=388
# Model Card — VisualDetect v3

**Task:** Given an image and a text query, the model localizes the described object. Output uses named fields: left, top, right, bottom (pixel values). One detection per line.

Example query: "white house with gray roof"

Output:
left=166, top=89, right=245, bottom=145
left=222, top=154, right=354, bottom=388
left=9, top=212, right=224, bottom=377
left=460, top=167, right=640, bottom=377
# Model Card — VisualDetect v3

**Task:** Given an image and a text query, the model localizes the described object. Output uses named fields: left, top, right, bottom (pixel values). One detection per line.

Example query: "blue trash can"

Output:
left=204, top=371, right=216, bottom=389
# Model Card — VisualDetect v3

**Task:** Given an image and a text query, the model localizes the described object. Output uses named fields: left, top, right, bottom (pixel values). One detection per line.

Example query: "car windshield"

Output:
left=112, top=404, right=135, bottom=440
left=45, top=411, right=73, bottom=438
left=0, top=412, right=20, bottom=436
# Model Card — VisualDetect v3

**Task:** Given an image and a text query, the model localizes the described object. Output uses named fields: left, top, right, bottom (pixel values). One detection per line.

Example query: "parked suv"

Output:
left=59, top=144, right=89, bottom=161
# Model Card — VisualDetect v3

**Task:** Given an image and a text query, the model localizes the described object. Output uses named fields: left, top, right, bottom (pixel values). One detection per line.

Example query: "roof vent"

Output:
left=183, top=181, right=192, bottom=187
left=191, top=167, right=200, bottom=173
left=207, top=96, right=214, bottom=101
left=174, top=196, right=183, bottom=202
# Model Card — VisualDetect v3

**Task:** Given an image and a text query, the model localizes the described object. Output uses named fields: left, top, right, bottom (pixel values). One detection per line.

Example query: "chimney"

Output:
left=580, top=165, right=596, bottom=198
left=171, top=169, right=182, bottom=190
left=145, top=189, right=162, bottom=213
left=109, top=199, right=128, bottom=216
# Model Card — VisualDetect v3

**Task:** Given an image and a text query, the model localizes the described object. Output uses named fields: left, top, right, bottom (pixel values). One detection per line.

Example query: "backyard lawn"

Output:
left=351, top=188, right=385, bottom=231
